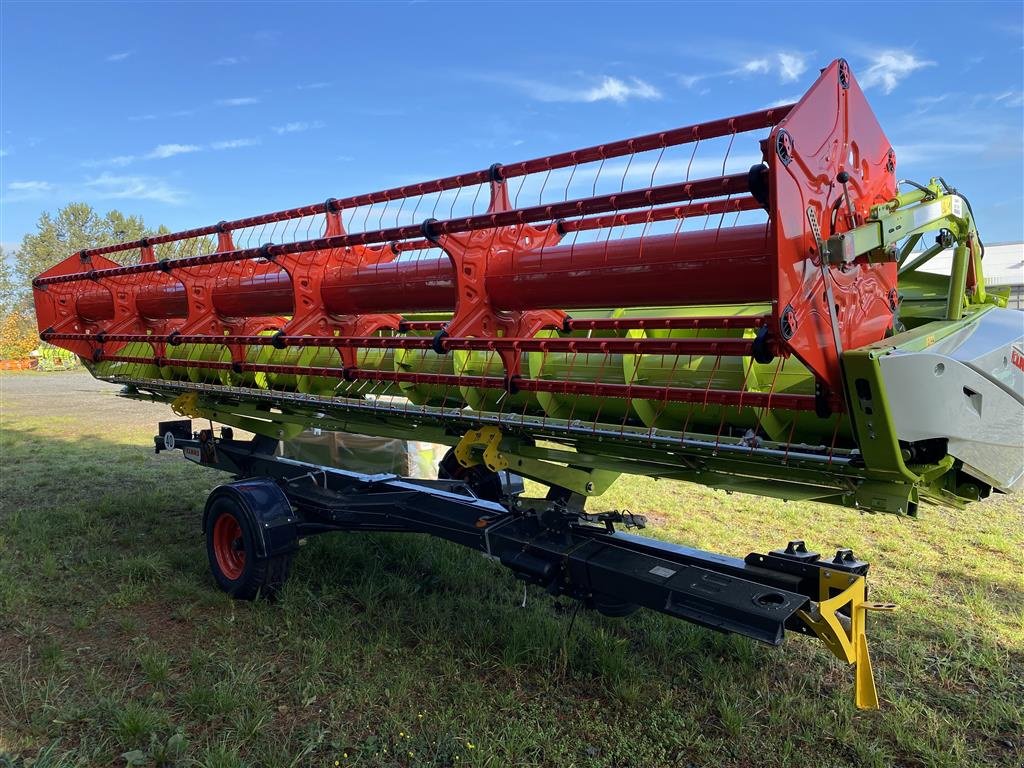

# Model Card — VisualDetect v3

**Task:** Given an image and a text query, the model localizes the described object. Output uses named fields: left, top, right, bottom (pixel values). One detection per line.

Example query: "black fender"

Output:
left=203, top=478, right=299, bottom=560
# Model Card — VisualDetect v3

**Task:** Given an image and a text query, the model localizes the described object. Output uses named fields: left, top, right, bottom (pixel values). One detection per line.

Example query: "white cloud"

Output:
left=582, top=76, right=661, bottom=103
left=913, top=93, right=951, bottom=111
left=777, top=53, right=807, bottom=82
left=890, top=106, right=1022, bottom=167
left=210, top=138, right=260, bottom=150
left=272, top=120, right=325, bottom=134
left=82, top=155, right=132, bottom=169
left=860, top=50, right=934, bottom=94
left=106, top=51, right=132, bottom=63
left=84, top=173, right=185, bottom=204
left=213, top=56, right=245, bottom=66
left=83, top=137, right=257, bottom=168
left=2, top=174, right=185, bottom=205
left=147, top=143, right=201, bottom=159
left=297, top=82, right=332, bottom=90
left=739, top=52, right=807, bottom=82
left=991, top=90, right=1024, bottom=108
left=8, top=180, right=52, bottom=192
left=3, top=180, right=55, bottom=203
left=128, top=114, right=158, bottom=122
left=218, top=97, right=260, bottom=107
left=763, top=95, right=801, bottom=109
left=0, top=148, right=9, bottom=157
left=483, top=74, right=661, bottom=104
left=742, top=59, right=771, bottom=75
left=913, top=90, right=1023, bottom=117
left=682, top=51, right=809, bottom=90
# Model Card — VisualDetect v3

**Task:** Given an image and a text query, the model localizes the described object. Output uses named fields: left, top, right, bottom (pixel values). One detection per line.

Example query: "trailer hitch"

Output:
left=746, top=541, right=895, bottom=709
left=797, top=568, right=896, bottom=710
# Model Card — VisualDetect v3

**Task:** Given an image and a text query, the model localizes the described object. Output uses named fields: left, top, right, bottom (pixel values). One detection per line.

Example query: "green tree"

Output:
left=11, top=202, right=216, bottom=311
left=14, top=205, right=216, bottom=299
left=0, top=245, right=19, bottom=314
left=151, top=224, right=216, bottom=261
left=4, top=204, right=219, bottom=358
left=15, top=204, right=150, bottom=294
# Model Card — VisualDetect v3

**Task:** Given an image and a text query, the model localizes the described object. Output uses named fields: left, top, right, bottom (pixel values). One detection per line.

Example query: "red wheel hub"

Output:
left=213, top=512, right=246, bottom=580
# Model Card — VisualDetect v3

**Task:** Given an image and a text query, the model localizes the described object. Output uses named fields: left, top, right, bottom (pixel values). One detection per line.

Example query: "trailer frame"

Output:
left=155, top=418, right=892, bottom=709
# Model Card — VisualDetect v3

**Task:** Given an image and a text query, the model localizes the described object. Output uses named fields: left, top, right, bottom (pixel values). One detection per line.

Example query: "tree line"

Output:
left=1, top=203, right=210, bottom=359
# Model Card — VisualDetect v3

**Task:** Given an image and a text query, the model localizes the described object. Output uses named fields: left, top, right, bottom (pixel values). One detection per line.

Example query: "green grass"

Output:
left=1, top=370, right=1022, bottom=767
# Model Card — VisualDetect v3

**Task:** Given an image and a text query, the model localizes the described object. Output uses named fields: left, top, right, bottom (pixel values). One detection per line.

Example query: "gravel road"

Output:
left=1, top=370, right=174, bottom=427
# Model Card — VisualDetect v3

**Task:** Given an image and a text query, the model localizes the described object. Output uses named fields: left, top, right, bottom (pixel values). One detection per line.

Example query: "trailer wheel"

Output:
left=205, top=495, right=292, bottom=600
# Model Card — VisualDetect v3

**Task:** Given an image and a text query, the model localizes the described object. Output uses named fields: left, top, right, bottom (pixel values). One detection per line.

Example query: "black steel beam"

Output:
left=156, top=426, right=847, bottom=648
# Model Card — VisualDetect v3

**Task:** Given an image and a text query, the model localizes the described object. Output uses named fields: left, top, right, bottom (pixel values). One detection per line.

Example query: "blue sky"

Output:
left=1, top=1, right=1022, bottom=252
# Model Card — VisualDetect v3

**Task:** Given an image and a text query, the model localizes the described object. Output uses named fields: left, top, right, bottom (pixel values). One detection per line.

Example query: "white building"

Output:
left=917, top=241, right=1024, bottom=310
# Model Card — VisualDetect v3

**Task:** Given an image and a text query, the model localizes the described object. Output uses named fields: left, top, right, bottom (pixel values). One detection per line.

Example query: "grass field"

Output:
left=1, top=370, right=1022, bottom=768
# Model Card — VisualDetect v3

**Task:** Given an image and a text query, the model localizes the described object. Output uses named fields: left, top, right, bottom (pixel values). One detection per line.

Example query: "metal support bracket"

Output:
left=455, top=426, right=507, bottom=471
left=796, top=568, right=895, bottom=709
left=171, top=391, right=201, bottom=418
left=455, top=426, right=619, bottom=496
left=170, top=391, right=304, bottom=440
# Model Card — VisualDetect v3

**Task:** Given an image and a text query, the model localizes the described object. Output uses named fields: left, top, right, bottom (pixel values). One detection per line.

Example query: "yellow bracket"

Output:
left=455, top=426, right=508, bottom=472
left=797, top=569, right=895, bottom=710
left=171, top=392, right=201, bottom=418
left=169, top=391, right=304, bottom=440
left=455, top=426, right=618, bottom=496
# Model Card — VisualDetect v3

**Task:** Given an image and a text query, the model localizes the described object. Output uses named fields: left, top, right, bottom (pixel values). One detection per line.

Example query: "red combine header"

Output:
left=32, top=60, right=1023, bottom=708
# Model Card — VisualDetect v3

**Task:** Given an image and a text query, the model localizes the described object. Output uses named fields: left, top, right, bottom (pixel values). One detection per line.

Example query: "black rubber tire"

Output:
left=204, top=495, right=293, bottom=600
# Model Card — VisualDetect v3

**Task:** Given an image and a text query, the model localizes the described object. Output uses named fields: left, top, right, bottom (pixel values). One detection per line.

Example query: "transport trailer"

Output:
left=155, top=418, right=891, bottom=710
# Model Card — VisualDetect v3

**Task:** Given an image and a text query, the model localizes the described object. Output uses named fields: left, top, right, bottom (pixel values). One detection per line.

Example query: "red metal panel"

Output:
left=323, top=226, right=773, bottom=316
left=211, top=264, right=295, bottom=318
left=767, top=58, right=897, bottom=391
